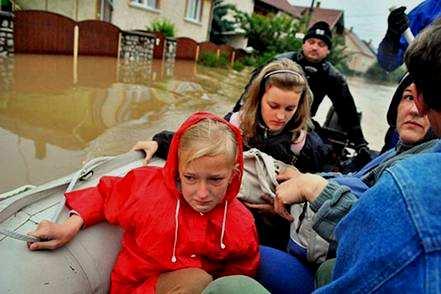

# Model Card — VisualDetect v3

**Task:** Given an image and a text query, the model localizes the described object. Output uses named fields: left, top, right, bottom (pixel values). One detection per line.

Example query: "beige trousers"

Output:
left=156, top=268, right=213, bottom=294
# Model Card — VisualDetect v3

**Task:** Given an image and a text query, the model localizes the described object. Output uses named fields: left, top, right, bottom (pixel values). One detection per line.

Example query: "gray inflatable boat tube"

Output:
left=0, top=151, right=164, bottom=294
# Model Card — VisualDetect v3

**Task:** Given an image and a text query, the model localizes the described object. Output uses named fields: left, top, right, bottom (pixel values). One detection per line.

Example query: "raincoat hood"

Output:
left=65, top=112, right=258, bottom=293
left=163, top=111, right=244, bottom=203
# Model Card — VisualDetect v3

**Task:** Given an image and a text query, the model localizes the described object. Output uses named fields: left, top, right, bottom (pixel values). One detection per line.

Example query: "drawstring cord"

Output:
left=171, top=198, right=227, bottom=263
left=220, top=201, right=228, bottom=249
left=171, top=199, right=180, bottom=263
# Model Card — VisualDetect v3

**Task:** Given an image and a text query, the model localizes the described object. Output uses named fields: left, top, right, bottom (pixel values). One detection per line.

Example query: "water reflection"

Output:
left=0, top=54, right=395, bottom=193
left=0, top=54, right=248, bottom=192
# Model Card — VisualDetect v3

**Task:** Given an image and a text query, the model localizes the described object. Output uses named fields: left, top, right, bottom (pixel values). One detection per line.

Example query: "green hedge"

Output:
left=198, top=52, right=229, bottom=68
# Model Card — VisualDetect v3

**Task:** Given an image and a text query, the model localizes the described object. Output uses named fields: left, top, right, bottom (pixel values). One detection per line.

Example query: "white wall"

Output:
left=112, top=0, right=213, bottom=42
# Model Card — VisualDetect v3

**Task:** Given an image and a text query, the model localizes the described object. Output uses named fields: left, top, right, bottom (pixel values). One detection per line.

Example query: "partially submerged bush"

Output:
left=198, top=52, right=230, bottom=68
left=232, top=61, right=245, bottom=71
left=147, top=19, right=176, bottom=37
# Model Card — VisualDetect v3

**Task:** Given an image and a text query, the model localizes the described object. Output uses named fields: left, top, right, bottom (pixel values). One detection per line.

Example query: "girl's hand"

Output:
left=273, top=196, right=294, bottom=222
left=27, top=215, right=84, bottom=251
left=132, top=140, right=158, bottom=166
left=244, top=194, right=294, bottom=222
left=243, top=194, right=276, bottom=215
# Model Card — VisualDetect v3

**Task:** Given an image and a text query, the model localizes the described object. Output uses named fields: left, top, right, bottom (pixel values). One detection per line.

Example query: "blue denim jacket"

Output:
left=320, top=148, right=397, bottom=198
left=315, top=140, right=441, bottom=293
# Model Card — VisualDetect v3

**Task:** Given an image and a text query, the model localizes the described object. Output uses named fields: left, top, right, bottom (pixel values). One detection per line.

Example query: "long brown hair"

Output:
left=240, top=58, right=312, bottom=141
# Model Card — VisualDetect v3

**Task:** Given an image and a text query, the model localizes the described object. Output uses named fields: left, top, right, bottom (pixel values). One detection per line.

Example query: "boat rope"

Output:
left=0, top=151, right=152, bottom=244
left=0, top=185, right=36, bottom=201
left=51, top=156, right=115, bottom=222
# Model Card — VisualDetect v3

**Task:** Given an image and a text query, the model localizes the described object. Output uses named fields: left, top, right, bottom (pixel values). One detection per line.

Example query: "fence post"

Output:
left=230, top=51, right=235, bottom=65
left=73, top=25, right=79, bottom=58
left=73, top=25, right=79, bottom=84
left=117, top=32, right=121, bottom=61
left=195, top=45, right=200, bottom=62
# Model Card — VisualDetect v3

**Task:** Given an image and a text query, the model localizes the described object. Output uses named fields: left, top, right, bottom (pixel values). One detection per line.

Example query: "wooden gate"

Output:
left=176, top=37, right=198, bottom=60
left=14, top=10, right=75, bottom=54
left=78, top=20, right=120, bottom=57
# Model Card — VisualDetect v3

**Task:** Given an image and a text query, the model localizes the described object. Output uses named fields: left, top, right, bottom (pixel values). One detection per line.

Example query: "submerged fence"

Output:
left=13, top=10, right=246, bottom=62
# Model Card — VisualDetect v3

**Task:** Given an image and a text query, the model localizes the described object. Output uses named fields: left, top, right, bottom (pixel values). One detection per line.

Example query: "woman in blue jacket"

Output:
left=255, top=72, right=435, bottom=293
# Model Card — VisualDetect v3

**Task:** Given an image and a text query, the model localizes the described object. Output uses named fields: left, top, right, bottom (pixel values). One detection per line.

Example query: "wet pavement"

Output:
left=0, top=54, right=396, bottom=193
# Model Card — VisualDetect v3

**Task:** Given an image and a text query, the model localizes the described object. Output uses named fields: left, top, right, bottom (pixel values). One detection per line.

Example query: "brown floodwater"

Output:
left=0, top=54, right=395, bottom=193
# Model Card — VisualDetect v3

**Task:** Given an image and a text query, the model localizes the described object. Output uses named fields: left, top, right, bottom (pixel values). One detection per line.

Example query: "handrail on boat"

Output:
left=0, top=151, right=146, bottom=224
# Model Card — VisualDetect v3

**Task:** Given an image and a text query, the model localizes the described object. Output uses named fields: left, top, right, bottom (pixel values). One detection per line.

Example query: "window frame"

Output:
left=130, top=0, right=160, bottom=12
left=185, top=0, right=203, bottom=23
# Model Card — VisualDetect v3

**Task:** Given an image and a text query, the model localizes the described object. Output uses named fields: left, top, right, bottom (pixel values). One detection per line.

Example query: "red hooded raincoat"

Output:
left=65, top=112, right=259, bottom=293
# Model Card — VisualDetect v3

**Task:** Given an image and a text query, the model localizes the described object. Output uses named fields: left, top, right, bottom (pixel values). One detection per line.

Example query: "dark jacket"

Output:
left=242, top=119, right=331, bottom=173
left=230, top=51, right=367, bottom=148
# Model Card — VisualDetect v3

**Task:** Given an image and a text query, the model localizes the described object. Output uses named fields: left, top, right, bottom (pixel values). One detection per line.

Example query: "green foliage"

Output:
left=232, top=61, right=245, bottom=71
left=365, top=62, right=407, bottom=84
left=210, top=0, right=237, bottom=44
left=241, top=55, right=257, bottom=66
left=147, top=19, right=176, bottom=37
left=218, top=52, right=229, bottom=67
left=328, top=35, right=352, bottom=74
left=234, top=12, right=303, bottom=54
left=1, top=0, right=12, bottom=10
left=234, top=51, right=276, bottom=69
left=233, top=11, right=351, bottom=72
left=198, top=52, right=229, bottom=68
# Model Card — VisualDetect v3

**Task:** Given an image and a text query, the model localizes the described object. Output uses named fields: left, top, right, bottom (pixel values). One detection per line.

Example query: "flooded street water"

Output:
left=0, top=54, right=396, bottom=193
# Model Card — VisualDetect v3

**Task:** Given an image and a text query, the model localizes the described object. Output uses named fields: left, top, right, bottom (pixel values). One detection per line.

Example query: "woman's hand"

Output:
left=132, top=140, right=158, bottom=166
left=277, top=165, right=300, bottom=182
left=27, top=215, right=84, bottom=251
left=272, top=173, right=327, bottom=222
left=276, top=173, right=328, bottom=205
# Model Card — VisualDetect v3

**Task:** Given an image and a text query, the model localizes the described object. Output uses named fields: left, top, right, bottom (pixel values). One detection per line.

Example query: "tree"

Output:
left=328, top=35, right=351, bottom=73
left=234, top=10, right=351, bottom=71
left=210, top=0, right=237, bottom=44
left=234, top=11, right=304, bottom=54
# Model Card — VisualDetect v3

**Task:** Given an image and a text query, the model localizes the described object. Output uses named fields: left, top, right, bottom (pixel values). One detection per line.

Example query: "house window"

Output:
left=131, top=0, right=159, bottom=10
left=186, top=0, right=202, bottom=22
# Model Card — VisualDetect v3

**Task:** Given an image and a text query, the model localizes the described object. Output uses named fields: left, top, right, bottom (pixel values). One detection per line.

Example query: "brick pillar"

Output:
left=120, top=30, right=155, bottom=62
left=0, top=11, right=14, bottom=58
left=163, top=37, right=176, bottom=77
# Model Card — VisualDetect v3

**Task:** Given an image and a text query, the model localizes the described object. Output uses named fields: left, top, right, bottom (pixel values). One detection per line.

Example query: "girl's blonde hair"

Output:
left=178, top=119, right=237, bottom=168
left=240, top=58, right=312, bottom=140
